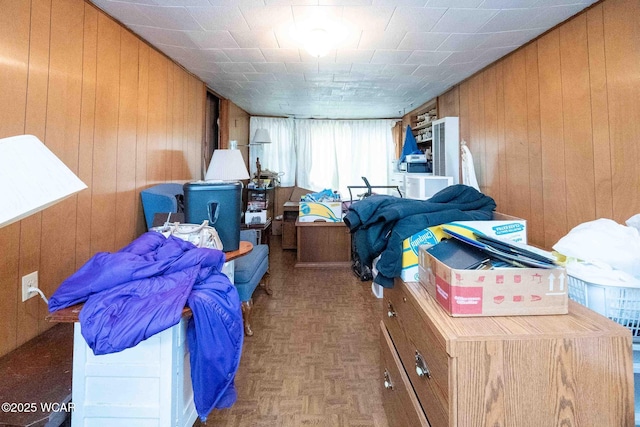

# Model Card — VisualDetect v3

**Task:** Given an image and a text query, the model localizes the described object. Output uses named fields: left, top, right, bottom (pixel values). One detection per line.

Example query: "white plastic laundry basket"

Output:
left=567, top=275, right=640, bottom=342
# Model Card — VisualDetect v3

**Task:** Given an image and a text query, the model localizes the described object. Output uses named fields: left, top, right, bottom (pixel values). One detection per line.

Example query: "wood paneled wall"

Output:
left=435, top=0, right=639, bottom=249
left=0, top=0, right=206, bottom=357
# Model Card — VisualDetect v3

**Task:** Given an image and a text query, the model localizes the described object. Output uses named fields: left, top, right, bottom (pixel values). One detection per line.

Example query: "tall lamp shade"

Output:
left=0, top=135, right=87, bottom=228
left=252, top=129, right=271, bottom=144
left=205, top=149, right=250, bottom=181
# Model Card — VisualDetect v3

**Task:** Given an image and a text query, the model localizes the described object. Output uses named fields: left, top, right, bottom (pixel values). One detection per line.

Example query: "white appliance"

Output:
left=431, top=117, right=460, bottom=184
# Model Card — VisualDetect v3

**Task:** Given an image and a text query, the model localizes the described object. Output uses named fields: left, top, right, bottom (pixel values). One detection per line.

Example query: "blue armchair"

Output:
left=235, top=229, right=272, bottom=336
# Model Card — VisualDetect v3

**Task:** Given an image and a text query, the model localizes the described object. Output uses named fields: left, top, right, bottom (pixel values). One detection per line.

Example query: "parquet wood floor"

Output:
left=198, top=235, right=389, bottom=427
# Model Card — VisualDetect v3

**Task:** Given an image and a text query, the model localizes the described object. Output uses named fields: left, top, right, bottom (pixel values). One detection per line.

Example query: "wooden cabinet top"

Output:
left=399, top=279, right=633, bottom=357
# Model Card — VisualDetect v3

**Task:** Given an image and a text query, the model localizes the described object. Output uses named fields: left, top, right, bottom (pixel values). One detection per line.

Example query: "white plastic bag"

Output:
left=152, top=220, right=223, bottom=250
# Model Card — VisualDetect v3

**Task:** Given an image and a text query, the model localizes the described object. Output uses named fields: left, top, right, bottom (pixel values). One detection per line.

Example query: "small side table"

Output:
left=240, top=218, right=272, bottom=246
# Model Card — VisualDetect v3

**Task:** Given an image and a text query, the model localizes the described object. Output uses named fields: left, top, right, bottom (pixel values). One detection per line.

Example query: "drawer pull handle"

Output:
left=415, top=351, right=431, bottom=379
left=383, top=370, right=393, bottom=390
left=387, top=301, right=396, bottom=318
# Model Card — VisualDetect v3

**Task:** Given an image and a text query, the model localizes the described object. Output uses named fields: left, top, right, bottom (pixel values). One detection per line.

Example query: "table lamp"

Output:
left=0, top=134, right=87, bottom=228
left=183, top=149, right=249, bottom=251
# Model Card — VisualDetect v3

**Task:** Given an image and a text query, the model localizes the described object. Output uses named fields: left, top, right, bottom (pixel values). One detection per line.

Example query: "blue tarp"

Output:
left=400, top=125, right=420, bottom=162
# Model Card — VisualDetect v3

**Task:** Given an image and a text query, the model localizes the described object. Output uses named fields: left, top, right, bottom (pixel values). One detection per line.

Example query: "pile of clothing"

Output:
left=344, top=184, right=496, bottom=287
left=48, top=231, right=243, bottom=422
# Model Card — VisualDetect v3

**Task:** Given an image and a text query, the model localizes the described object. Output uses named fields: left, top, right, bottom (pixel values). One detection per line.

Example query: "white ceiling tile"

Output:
left=217, top=71, right=250, bottom=80
left=223, top=48, right=267, bottom=62
left=386, top=7, right=447, bottom=33
left=261, top=48, right=302, bottom=62
left=197, top=49, right=232, bottom=62
left=479, top=0, right=539, bottom=6
left=426, top=0, right=482, bottom=6
left=476, top=28, right=541, bottom=49
left=133, top=5, right=202, bottom=30
left=319, top=62, right=352, bottom=73
left=89, top=0, right=598, bottom=119
left=240, top=5, right=295, bottom=31
left=439, top=50, right=481, bottom=65
left=373, top=0, right=427, bottom=6
left=525, top=4, right=587, bottom=29
left=397, top=32, right=448, bottom=50
left=252, top=62, right=288, bottom=73
left=358, top=30, right=406, bottom=49
left=335, top=49, right=373, bottom=63
left=438, top=33, right=491, bottom=51
left=342, top=6, right=395, bottom=31
left=382, top=63, right=419, bottom=75
left=186, top=30, right=239, bottom=48
left=91, top=1, right=156, bottom=26
left=186, top=7, right=250, bottom=31
left=231, top=31, right=280, bottom=48
left=478, top=8, right=537, bottom=32
left=151, top=0, right=213, bottom=6
left=350, top=63, right=387, bottom=74
left=285, top=62, right=319, bottom=73
left=324, top=0, right=374, bottom=5
left=431, top=8, right=499, bottom=33
left=244, top=73, right=278, bottom=82
left=129, top=25, right=201, bottom=48
left=405, top=50, right=451, bottom=65
left=276, top=73, right=305, bottom=81
left=370, top=50, right=412, bottom=64
left=219, top=62, right=256, bottom=73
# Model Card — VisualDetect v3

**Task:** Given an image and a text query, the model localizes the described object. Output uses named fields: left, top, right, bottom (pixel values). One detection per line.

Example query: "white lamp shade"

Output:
left=252, top=129, right=271, bottom=144
left=0, top=135, right=87, bottom=228
left=205, top=149, right=250, bottom=181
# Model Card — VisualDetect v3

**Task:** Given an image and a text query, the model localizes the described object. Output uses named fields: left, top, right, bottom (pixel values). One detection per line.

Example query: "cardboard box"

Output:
left=298, top=201, right=342, bottom=222
left=400, top=212, right=526, bottom=282
left=419, top=247, right=567, bottom=316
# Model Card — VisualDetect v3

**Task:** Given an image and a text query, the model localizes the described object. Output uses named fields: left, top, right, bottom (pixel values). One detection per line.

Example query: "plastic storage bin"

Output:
left=567, top=275, right=640, bottom=342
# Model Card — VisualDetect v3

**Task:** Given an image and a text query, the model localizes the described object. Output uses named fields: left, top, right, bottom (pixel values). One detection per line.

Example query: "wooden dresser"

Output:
left=380, top=278, right=635, bottom=427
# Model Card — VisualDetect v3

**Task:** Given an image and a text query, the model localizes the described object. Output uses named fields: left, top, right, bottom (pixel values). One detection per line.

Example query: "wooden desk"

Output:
left=46, top=241, right=252, bottom=427
left=282, top=201, right=299, bottom=249
left=295, top=219, right=351, bottom=268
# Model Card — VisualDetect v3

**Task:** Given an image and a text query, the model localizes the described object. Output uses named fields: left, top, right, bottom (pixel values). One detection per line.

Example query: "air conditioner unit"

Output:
left=431, top=117, right=460, bottom=184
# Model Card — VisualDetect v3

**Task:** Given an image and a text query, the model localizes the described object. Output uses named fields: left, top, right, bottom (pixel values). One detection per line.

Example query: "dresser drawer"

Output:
left=380, top=322, right=429, bottom=427
left=384, top=283, right=449, bottom=427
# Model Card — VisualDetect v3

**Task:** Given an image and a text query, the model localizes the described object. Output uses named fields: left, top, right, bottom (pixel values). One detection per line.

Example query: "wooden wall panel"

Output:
left=603, top=0, right=640, bottom=223
left=524, top=43, right=545, bottom=246
left=115, top=29, right=139, bottom=249
left=482, top=66, right=500, bottom=204
left=467, top=74, right=485, bottom=191
left=586, top=4, right=613, bottom=220
left=0, top=0, right=206, bottom=357
left=502, top=50, right=531, bottom=222
left=437, top=86, right=459, bottom=118
left=135, top=43, right=150, bottom=234
left=559, top=14, right=596, bottom=229
left=76, top=2, right=98, bottom=267
left=538, top=30, right=568, bottom=248
left=18, top=0, right=51, bottom=345
left=0, top=0, right=30, bottom=357
left=495, top=62, right=508, bottom=208
left=147, top=49, right=169, bottom=183
left=39, top=0, right=84, bottom=330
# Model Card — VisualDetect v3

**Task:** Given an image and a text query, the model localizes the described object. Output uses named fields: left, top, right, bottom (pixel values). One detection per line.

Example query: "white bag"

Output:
left=152, top=220, right=223, bottom=250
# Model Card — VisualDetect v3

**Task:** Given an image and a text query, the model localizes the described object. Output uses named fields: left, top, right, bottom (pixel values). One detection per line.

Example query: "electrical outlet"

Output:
left=22, top=271, right=38, bottom=302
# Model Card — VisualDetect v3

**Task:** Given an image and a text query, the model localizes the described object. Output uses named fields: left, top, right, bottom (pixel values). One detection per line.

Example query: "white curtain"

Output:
left=249, top=117, right=296, bottom=186
left=249, top=117, right=396, bottom=197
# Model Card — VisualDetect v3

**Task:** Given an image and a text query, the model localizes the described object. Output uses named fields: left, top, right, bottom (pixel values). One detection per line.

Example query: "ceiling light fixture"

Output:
left=305, top=28, right=331, bottom=58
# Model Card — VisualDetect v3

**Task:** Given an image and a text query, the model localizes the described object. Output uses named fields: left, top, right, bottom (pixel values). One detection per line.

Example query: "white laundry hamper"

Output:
left=567, top=273, right=640, bottom=426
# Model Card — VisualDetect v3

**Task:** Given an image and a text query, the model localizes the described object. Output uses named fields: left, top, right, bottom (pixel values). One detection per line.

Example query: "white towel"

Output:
left=461, top=143, right=480, bottom=191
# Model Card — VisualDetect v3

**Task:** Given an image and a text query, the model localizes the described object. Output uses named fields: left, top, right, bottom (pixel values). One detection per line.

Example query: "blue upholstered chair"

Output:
left=140, top=183, right=184, bottom=230
left=235, top=229, right=272, bottom=336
